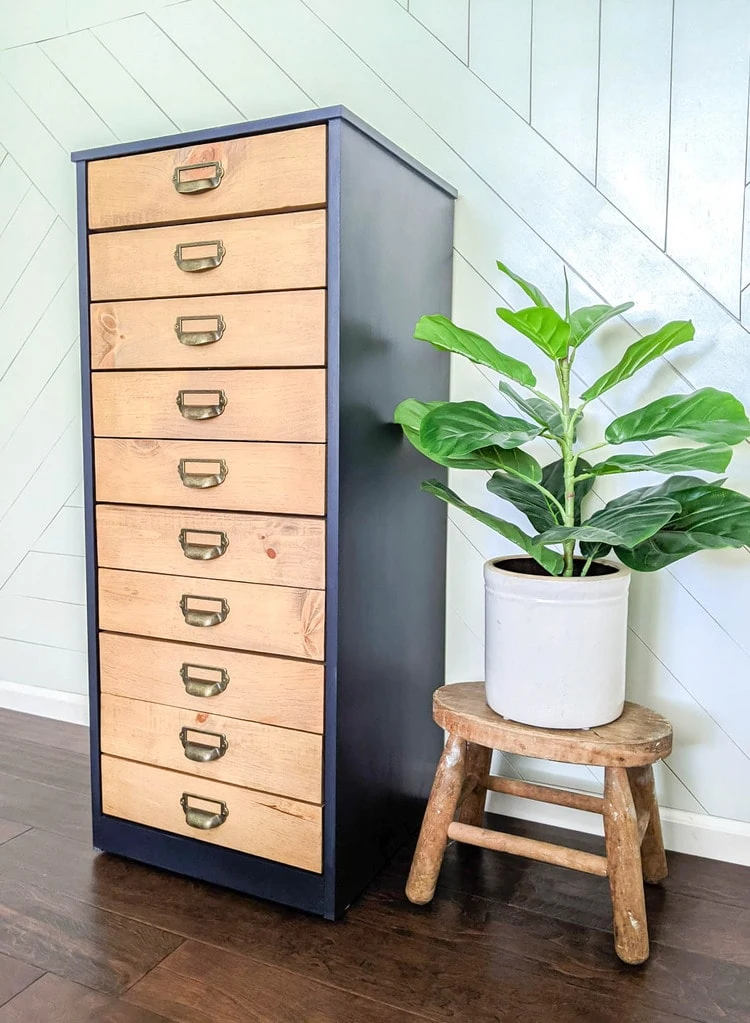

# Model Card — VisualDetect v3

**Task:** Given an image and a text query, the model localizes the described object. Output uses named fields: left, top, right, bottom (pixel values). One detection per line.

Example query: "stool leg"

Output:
left=603, top=766, right=649, bottom=965
left=457, top=742, right=492, bottom=827
left=627, top=764, right=668, bottom=883
left=406, top=733, right=467, bottom=905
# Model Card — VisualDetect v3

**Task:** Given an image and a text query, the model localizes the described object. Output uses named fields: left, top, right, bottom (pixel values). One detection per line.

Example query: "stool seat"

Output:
left=433, top=683, right=672, bottom=767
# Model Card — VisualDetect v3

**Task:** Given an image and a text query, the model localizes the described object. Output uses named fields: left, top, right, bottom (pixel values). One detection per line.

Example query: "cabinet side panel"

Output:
left=331, top=122, right=453, bottom=915
left=77, top=160, right=100, bottom=832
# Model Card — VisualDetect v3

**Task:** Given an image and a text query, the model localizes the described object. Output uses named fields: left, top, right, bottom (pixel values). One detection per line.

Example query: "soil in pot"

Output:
left=496, top=556, right=620, bottom=578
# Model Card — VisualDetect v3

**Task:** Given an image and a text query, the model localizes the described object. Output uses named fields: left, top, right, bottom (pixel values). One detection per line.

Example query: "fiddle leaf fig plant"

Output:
left=395, top=261, right=750, bottom=578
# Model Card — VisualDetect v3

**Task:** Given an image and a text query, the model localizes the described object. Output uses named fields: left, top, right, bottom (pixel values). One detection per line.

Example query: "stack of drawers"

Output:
left=75, top=108, right=455, bottom=917
left=86, top=125, right=328, bottom=873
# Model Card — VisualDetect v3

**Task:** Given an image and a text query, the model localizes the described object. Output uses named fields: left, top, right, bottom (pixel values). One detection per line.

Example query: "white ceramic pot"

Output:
left=484, top=556, right=631, bottom=729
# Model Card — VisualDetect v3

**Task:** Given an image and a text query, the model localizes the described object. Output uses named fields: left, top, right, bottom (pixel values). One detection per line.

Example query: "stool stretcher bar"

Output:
left=482, top=775, right=605, bottom=815
left=447, top=821, right=609, bottom=877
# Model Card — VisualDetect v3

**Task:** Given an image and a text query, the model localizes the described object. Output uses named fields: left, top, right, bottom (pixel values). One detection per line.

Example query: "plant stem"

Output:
left=559, top=357, right=577, bottom=577
left=580, top=553, right=595, bottom=578
left=576, top=440, right=608, bottom=458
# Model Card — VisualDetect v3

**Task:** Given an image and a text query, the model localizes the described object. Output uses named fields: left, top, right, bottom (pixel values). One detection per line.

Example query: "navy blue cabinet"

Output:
left=72, top=107, right=455, bottom=918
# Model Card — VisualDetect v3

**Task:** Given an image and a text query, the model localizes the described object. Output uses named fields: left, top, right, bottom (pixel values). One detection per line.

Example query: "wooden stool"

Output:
left=406, top=683, right=673, bottom=964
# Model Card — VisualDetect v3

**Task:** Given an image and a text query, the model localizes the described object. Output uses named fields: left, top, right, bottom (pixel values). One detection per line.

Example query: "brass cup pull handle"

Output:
left=172, top=160, right=224, bottom=194
left=178, top=458, right=227, bottom=489
left=180, top=663, right=230, bottom=698
left=178, top=528, right=229, bottom=561
left=175, top=314, right=225, bottom=347
left=174, top=240, right=225, bottom=273
left=180, top=793, right=229, bottom=830
left=179, top=727, right=228, bottom=762
left=180, top=594, right=229, bottom=628
left=176, top=389, right=227, bottom=420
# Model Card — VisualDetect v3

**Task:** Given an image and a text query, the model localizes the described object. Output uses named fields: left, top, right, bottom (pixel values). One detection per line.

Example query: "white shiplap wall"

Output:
left=1, top=0, right=750, bottom=861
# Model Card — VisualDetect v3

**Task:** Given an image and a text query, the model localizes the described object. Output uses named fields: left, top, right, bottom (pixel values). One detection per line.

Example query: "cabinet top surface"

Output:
left=70, top=104, right=457, bottom=198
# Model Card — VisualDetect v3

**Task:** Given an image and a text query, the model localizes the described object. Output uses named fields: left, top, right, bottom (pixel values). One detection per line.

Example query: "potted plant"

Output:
left=395, top=261, right=750, bottom=729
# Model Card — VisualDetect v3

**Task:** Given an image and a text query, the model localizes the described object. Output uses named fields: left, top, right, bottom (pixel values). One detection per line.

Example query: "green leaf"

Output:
left=583, top=493, right=681, bottom=546
left=577, top=489, right=682, bottom=561
left=394, top=398, right=443, bottom=432
left=496, top=260, right=552, bottom=309
left=605, top=387, right=750, bottom=445
left=419, top=401, right=541, bottom=458
left=560, top=491, right=683, bottom=564
left=568, top=302, right=635, bottom=348
left=497, top=380, right=564, bottom=437
left=487, top=447, right=543, bottom=483
left=487, top=473, right=561, bottom=532
left=404, top=432, right=517, bottom=472
left=581, top=475, right=727, bottom=562
left=496, top=306, right=571, bottom=359
left=623, top=475, right=727, bottom=503
left=536, top=495, right=678, bottom=550
left=587, top=444, right=733, bottom=477
left=421, top=479, right=564, bottom=575
left=666, top=485, right=750, bottom=542
left=395, top=399, right=526, bottom=470
left=541, top=457, right=595, bottom=525
left=580, top=320, right=695, bottom=401
left=615, top=479, right=750, bottom=571
left=617, top=531, right=744, bottom=572
left=414, top=315, right=536, bottom=386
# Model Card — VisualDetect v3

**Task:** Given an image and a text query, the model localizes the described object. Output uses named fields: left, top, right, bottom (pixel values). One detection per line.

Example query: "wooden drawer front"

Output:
left=88, top=125, right=327, bottom=230
left=94, top=439, right=325, bottom=515
left=92, top=369, right=326, bottom=443
left=96, top=505, right=325, bottom=590
left=89, top=211, right=326, bottom=301
left=98, top=568, right=325, bottom=660
left=90, top=291, right=326, bottom=370
left=101, top=694, right=322, bottom=803
left=99, top=633, right=324, bottom=732
left=101, top=755, right=322, bottom=872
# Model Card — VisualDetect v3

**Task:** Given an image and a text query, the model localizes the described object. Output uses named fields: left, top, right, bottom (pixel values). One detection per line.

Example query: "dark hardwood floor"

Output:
left=0, top=709, right=747, bottom=1022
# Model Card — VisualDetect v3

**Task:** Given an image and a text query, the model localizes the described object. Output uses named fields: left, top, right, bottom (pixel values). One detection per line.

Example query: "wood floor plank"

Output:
left=0, top=952, right=42, bottom=1009
left=0, top=737, right=88, bottom=794
left=359, top=883, right=750, bottom=1023
left=385, top=814, right=750, bottom=948
left=0, top=772, right=89, bottom=840
left=0, top=831, right=691, bottom=1023
left=0, top=973, right=173, bottom=1022
left=125, top=940, right=430, bottom=1023
left=495, top=859, right=738, bottom=966
left=0, top=710, right=88, bottom=755
left=0, top=877, right=182, bottom=994
left=480, top=849, right=750, bottom=969
left=3, top=817, right=749, bottom=984
left=0, top=704, right=745, bottom=1023
left=465, top=814, right=750, bottom=911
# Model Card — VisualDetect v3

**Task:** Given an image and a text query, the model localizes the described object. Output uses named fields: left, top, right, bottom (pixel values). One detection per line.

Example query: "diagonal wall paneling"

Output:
left=597, top=0, right=673, bottom=247
left=530, top=0, right=600, bottom=181
left=666, top=0, right=750, bottom=316
left=1, top=0, right=750, bottom=860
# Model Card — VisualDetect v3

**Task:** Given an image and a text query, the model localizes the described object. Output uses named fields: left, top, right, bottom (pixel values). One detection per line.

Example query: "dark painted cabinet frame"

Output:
left=72, top=106, right=456, bottom=918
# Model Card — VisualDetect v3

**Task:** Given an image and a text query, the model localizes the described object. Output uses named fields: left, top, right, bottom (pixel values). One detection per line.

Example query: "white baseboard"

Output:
left=487, top=791, right=750, bottom=867
left=0, top=680, right=88, bottom=726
